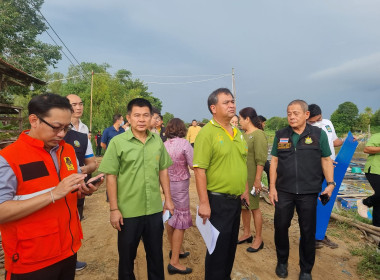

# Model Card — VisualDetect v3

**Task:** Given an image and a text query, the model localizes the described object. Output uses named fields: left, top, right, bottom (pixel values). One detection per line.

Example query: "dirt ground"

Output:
left=0, top=170, right=364, bottom=280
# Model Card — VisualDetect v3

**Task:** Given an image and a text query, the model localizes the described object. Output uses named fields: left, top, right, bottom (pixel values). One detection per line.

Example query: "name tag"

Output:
left=278, top=143, right=291, bottom=149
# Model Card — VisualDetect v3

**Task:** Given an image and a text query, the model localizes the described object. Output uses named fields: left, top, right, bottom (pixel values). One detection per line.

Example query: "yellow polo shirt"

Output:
left=193, top=119, right=247, bottom=195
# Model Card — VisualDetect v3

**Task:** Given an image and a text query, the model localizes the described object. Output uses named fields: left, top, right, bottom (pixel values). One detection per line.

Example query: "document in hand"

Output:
left=162, top=210, right=170, bottom=224
left=196, top=206, right=220, bottom=254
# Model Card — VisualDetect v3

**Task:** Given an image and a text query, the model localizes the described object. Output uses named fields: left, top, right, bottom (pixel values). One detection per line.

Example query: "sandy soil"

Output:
left=0, top=170, right=363, bottom=280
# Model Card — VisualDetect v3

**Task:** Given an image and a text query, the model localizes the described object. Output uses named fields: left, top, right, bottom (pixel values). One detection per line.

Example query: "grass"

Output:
left=350, top=245, right=380, bottom=280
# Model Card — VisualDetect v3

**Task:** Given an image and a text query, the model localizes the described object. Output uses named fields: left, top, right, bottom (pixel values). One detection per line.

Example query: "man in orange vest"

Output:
left=0, top=93, right=103, bottom=280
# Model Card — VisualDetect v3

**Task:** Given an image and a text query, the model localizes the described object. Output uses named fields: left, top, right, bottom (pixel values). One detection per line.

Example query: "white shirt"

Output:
left=312, top=119, right=338, bottom=160
left=71, top=119, right=94, bottom=157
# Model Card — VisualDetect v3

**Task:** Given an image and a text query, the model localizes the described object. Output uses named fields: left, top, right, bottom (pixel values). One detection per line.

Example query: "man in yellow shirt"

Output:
left=186, top=119, right=202, bottom=147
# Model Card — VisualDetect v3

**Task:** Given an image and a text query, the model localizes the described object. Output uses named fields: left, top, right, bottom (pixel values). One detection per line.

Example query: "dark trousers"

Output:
left=274, top=191, right=318, bottom=273
left=364, top=172, right=380, bottom=227
left=264, top=160, right=270, bottom=187
left=96, top=145, right=102, bottom=156
left=118, top=212, right=164, bottom=280
left=205, top=193, right=241, bottom=280
left=77, top=198, right=85, bottom=221
left=5, top=254, right=76, bottom=280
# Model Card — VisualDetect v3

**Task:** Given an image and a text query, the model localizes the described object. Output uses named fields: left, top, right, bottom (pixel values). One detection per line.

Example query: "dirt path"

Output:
left=0, top=171, right=362, bottom=280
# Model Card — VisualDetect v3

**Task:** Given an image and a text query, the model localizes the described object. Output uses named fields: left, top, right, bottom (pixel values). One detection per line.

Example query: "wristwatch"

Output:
left=326, top=182, right=336, bottom=187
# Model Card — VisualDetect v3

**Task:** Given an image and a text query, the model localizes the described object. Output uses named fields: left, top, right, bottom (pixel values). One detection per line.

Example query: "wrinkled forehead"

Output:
left=287, top=104, right=305, bottom=113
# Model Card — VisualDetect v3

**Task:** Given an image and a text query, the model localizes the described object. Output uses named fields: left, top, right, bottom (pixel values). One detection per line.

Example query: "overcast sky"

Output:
left=41, top=0, right=380, bottom=122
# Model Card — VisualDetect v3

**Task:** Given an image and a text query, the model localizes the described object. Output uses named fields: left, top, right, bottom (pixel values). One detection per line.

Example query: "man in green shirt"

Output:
left=193, top=88, right=249, bottom=280
left=357, top=133, right=380, bottom=243
left=98, top=98, right=174, bottom=280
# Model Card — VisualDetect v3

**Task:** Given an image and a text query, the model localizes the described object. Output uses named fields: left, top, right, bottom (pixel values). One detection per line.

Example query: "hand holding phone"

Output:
left=319, top=193, right=330, bottom=206
left=85, top=175, right=104, bottom=186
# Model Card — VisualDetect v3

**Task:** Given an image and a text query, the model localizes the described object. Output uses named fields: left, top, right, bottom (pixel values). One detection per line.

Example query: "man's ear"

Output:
left=29, top=114, right=39, bottom=129
left=210, top=105, right=216, bottom=114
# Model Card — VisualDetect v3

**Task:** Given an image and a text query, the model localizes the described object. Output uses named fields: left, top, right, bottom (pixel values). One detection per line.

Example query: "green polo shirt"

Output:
left=98, top=129, right=172, bottom=218
left=364, top=133, right=380, bottom=175
left=271, top=129, right=331, bottom=157
left=193, top=119, right=247, bottom=195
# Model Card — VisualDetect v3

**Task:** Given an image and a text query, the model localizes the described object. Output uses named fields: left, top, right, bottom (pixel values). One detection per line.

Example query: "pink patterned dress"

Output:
left=164, top=137, right=194, bottom=229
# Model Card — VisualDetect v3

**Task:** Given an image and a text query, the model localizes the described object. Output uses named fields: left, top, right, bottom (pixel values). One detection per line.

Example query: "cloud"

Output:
left=310, top=53, right=380, bottom=86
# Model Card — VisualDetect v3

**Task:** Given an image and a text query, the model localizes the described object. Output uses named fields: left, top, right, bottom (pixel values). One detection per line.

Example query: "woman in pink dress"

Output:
left=164, top=118, right=194, bottom=275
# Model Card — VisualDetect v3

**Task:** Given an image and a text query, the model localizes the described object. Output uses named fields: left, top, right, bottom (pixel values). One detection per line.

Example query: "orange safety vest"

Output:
left=0, top=131, right=83, bottom=275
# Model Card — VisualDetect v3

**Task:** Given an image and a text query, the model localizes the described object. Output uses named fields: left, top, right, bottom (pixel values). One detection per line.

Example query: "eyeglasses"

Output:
left=38, top=116, right=72, bottom=133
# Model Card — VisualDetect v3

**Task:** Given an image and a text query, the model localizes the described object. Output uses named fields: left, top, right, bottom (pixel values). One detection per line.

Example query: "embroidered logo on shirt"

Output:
left=278, top=143, right=291, bottom=149
left=305, top=136, right=313, bottom=144
left=325, top=125, right=332, bottom=133
left=74, top=140, right=80, bottom=147
left=64, top=157, right=75, bottom=170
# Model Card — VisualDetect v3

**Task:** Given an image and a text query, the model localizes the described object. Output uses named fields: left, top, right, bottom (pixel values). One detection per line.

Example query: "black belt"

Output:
left=207, top=191, right=241, bottom=200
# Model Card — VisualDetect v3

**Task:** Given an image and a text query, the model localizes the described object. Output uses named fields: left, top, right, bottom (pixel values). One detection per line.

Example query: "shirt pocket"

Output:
left=16, top=219, right=62, bottom=264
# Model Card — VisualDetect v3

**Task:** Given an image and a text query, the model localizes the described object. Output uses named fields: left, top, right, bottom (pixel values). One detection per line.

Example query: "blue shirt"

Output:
left=101, top=125, right=125, bottom=148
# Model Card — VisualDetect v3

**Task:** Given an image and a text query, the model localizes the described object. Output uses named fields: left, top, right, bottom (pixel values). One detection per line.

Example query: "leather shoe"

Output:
left=275, top=262, right=288, bottom=278
left=169, top=250, right=190, bottom=259
left=246, top=241, right=264, bottom=253
left=237, top=235, right=253, bottom=244
left=299, top=272, right=312, bottom=280
left=167, top=264, right=192, bottom=275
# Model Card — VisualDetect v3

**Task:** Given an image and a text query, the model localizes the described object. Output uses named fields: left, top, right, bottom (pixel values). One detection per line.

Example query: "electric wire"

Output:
left=28, top=0, right=89, bottom=78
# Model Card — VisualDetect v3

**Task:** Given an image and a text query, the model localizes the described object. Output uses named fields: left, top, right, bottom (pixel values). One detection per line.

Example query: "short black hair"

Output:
left=192, top=119, right=197, bottom=122
left=113, top=114, right=122, bottom=124
left=207, top=88, right=233, bottom=114
left=308, top=104, right=322, bottom=118
left=258, top=115, right=266, bottom=123
left=152, top=106, right=160, bottom=116
left=127, top=98, right=153, bottom=115
left=28, top=93, right=73, bottom=117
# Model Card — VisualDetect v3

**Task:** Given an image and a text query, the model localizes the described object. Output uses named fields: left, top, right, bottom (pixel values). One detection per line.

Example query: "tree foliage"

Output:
left=371, top=109, right=380, bottom=127
left=266, top=116, right=288, bottom=131
left=330, top=102, right=359, bottom=134
left=162, top=112, right=174, bottom=125
left=0, top=0, right=61, bottom=83
left=42, top=62, right=162, bottom=133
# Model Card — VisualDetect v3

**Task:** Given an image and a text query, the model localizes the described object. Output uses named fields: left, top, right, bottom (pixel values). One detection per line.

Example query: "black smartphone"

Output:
left=319, top=194, right=330, bottom=206
left=241, top=198, right=249, bottom=209
left=85, top=175, right=104, bottom=186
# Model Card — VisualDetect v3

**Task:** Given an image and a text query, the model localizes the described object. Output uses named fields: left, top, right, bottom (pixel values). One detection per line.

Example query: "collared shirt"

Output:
left=311, top=119, right=338, bottom=159
left=193, top=119, right=247, bottom=195
left=71, top=119, right=94, bottom=157
left=72, top=119, right=89, bottom=134
left=98, top=129, right=172, bottom=218
left=186, top=125, right=202, bottom=144
left=101, top=125, right=125, bottom=148
left=364, top=133, right=380, bottom=175
left=0, top=133, right=81, bottom=204
left=271, top=128, right=331, bottom=158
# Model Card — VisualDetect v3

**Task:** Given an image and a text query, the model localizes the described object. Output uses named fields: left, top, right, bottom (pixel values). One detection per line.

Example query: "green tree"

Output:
left=330, top=102, right=359, bottom=134
left=266, top=117, right=288, bottom=131
left=0, top=0, right=61, bottom=92
left=371, top=109, right=380, bottom=127
left=201, top=118, right=209, bottom=124
left=43, top=62, right=163, bottom=133
left=162, top=112, right=174, bottom=125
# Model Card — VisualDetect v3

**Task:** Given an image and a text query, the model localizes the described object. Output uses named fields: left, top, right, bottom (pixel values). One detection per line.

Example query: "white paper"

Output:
left=162, top=210, right=170, bottom=224
left=196, top=206, right=220, bottom=254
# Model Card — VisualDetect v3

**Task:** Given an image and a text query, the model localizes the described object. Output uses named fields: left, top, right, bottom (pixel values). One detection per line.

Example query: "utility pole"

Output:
left=90, top=70, right=94, bottom=132
left=232, top=68, right=236, bottom=100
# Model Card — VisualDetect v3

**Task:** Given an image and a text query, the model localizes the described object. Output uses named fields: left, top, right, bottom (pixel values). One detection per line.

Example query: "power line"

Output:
left=146, top=74, right=230, bottom=85
left=28, top=1, right=88, bottom=77
left=44, top=29, right=76, bottom=67
left=47, top=73, right=231, bottom=84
